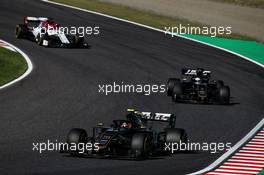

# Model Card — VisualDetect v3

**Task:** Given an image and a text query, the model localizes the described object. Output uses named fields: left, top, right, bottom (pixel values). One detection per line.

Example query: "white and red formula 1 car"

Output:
left=15, top=16, right=87, bottom=48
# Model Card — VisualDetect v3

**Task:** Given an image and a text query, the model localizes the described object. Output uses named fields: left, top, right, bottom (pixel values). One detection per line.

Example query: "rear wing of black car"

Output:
left=140, top=112, right=172, bottom=121
left=141, top=112, right=176, bottom=128
left=182, top=68, right=211, bottom=77
left=127, top=109, right=176, bottom=128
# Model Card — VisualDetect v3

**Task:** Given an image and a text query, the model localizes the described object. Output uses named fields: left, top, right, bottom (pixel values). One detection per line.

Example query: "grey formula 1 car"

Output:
left=167, top=68, right=230, bottom=104
left=60, top=109, right=187, bottom=159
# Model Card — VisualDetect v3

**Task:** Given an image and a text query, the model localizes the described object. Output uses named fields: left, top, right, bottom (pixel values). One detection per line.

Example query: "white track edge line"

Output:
left=40, top=0, right=264, bottom=174
left=0, top=40, right=33, bottom=90
left=41, top=0, right=264, bottom=69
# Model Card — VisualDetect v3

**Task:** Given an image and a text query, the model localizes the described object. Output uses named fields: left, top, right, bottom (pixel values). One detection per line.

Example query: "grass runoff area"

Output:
left=51, top=0, right=256, bottom=41
left=258, top=169, right=264, bottom=175
left=0, top=48, right=27, bottom=86
left=209, top=0, right=264, bottom=9
left=51, top=0, right=264, bottom=66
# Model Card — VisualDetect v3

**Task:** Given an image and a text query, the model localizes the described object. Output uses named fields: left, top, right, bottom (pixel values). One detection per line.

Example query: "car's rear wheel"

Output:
left=165, top=128, right=187, bottom=153
left=15, top=24, right=27, bottom=39
left=167, top=78, right=180, bottom=96
left=74, top=35, right=84, bottom=47
left=66, top=128, right=87, bottom=155
left=131, top=133, right=152, bottom=160
left=166, top=128, right=187, bottom=143
left=171, top=82, right=182, bottom=102
left=219, top=86, right=230, bottom=104
left=36, top=32, right=50, bottom=47
left=216, top=80, right=224, bottom=89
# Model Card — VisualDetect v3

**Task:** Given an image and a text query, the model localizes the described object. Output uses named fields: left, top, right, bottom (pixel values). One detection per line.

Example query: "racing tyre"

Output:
left=74, top=35, right=84, bottom=47
left=165, top=128, right=187, bottom=144
left=216, top=80, right=224, bottom=89
left=66, top=128, right=87, bottom=155
left=167, top=78, right=180, bottom=96
left=219, top=86, right=230, bottom=104
left=164, top=128, right=188, bottom=154
left=171, top=82, right=182, bottom=102
left=36, top=33, right=49, bottom=47
left=131, top=133, right=152, bottom=160
left=15, top=24, right=27, bottom=39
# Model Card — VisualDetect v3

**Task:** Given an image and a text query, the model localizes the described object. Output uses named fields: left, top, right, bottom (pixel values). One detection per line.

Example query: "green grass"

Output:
left=183, top=34, right=264, bottom=65
left=257, top=169, right=264, bottom=175
left=0, top=48, right=27, bottom=86
left=51, top=0, right=256, bottom=41
left=208, top=0, right=264, bottom=9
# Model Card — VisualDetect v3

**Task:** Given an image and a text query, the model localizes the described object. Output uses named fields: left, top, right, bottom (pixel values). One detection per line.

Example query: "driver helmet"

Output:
left=121, top=121, right=131, bottom=129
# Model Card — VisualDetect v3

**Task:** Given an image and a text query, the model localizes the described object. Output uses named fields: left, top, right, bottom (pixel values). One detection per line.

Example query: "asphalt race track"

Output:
left=0, top=0, right=264, bottom=174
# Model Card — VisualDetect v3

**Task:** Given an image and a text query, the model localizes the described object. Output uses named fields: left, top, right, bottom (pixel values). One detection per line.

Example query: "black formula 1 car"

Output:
left=60, top=109, right=187, bottom=159
left=15, top=16, right=87, bottom=48
left=167, top=68, right=230, bottom=104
